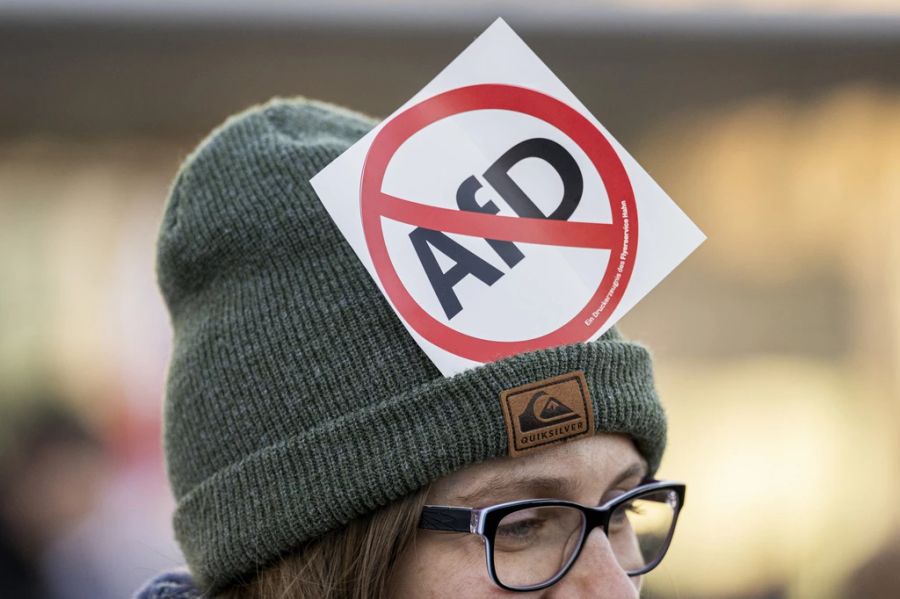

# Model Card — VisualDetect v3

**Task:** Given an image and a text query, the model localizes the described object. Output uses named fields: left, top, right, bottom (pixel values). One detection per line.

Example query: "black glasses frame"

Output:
left=419, top=479, right=686, bottom=592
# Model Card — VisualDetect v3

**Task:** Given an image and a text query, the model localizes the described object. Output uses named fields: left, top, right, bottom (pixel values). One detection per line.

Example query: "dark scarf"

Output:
left=133, top=570, right=203, bottom=599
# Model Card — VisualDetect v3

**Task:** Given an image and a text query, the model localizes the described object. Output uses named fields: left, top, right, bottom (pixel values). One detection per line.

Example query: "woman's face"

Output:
left=389, top=433, right=648, bottom=598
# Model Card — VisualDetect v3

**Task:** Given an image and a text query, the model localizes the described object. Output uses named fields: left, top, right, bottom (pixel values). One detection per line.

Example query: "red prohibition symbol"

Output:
left=360, top=84, right=637, bottom=363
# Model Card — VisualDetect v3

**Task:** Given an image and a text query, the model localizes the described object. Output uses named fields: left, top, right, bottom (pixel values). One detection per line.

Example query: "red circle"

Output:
left=360, top=84, right=637, bottom=363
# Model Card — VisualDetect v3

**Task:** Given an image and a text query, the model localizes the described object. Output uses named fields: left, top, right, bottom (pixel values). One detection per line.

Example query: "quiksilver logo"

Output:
left=520, top=419, right=585, bottom=445
left=518, top=390, right=580, bottom=432
left=498, top=371, right=595, bottom=458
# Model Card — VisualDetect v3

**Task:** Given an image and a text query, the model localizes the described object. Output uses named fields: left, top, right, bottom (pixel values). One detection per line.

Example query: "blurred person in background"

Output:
left=0, top=400, right=109, bottom=598
left=842, top=533, right=900, bottom=599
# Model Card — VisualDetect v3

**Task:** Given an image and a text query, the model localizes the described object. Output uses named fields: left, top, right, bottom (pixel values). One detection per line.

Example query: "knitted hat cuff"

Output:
left=173, top=337, right=665, bottom=591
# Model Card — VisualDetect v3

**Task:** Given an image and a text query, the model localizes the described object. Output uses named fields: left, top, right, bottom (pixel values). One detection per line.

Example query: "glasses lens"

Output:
left=608, top=488, right=679, bottom=575
left=492, top=505, right=586, bottom=589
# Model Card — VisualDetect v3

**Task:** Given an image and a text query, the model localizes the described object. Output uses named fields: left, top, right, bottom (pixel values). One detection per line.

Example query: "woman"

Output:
left=135, top=98, right=684, bottom=598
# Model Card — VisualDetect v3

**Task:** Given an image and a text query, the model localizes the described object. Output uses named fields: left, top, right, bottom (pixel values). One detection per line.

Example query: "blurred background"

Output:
left=1, top=1, right=898, bottom=598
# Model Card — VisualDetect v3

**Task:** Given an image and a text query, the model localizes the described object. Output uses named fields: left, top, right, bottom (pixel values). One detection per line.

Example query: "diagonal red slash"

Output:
left=360, top=83, right=637, bottom=364
left=375, top=191, right=619, bottom=250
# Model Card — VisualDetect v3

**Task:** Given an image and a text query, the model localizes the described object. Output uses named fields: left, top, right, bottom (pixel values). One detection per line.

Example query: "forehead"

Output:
left=427, top=433, right=645, bottom=504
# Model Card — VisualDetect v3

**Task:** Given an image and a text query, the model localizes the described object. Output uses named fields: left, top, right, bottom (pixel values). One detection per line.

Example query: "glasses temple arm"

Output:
left=419, top=506, right=473, bottom=532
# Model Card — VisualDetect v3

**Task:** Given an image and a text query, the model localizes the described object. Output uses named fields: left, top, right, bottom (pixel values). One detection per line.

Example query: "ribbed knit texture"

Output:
left=157, top=97, right=667, bottom=593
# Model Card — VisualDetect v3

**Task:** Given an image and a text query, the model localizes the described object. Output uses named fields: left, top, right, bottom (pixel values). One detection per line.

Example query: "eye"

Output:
left=610, top=503, right=629, bottom=525
left=497, top=516, right=545, bottom=540
left=609, top=499, right=648, bottom=530
left=494, top=506, right=586, bottom=553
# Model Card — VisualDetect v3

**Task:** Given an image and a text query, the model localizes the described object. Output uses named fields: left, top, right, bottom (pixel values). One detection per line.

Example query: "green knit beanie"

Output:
left=157, top=97, right=666, bottom=592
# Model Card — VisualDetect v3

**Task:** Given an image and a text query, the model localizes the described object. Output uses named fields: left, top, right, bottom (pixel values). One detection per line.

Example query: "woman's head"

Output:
left=156, top=98, right=673, bottom=596
left=217, top=434, right=682, bottom=598
left=394, top=433, right=670, bottom=598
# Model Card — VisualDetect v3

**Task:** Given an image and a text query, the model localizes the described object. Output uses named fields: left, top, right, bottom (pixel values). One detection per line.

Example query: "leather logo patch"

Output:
left=499, top=371, right=595, bottom=457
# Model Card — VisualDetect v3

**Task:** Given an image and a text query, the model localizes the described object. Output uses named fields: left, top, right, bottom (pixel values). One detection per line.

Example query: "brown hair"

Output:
left=216, top=486, right=430, bottom=599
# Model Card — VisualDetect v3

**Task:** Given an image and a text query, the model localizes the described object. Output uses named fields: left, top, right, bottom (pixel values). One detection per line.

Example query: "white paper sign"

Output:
left=311, top=18, right=705, bottom=376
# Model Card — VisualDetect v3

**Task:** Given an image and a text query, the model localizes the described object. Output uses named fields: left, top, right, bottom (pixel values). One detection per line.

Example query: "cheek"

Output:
left=390, top=534, right=507, bottom=599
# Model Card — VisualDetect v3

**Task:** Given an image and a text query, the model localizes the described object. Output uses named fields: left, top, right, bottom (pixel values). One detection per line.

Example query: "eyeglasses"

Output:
left=419, top=479, right=685, bottom=592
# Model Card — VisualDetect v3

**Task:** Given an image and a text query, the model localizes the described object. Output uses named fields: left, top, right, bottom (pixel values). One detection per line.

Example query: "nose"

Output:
left=545, top=528, right=640, bottom=599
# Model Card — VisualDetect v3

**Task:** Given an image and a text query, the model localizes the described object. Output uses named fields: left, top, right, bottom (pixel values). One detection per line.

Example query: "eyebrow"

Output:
left=452, top=460, right=648, bottom=507
left=454, top=474, right=579, bottom=507
left=608, top=462, right=648, bottom=490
